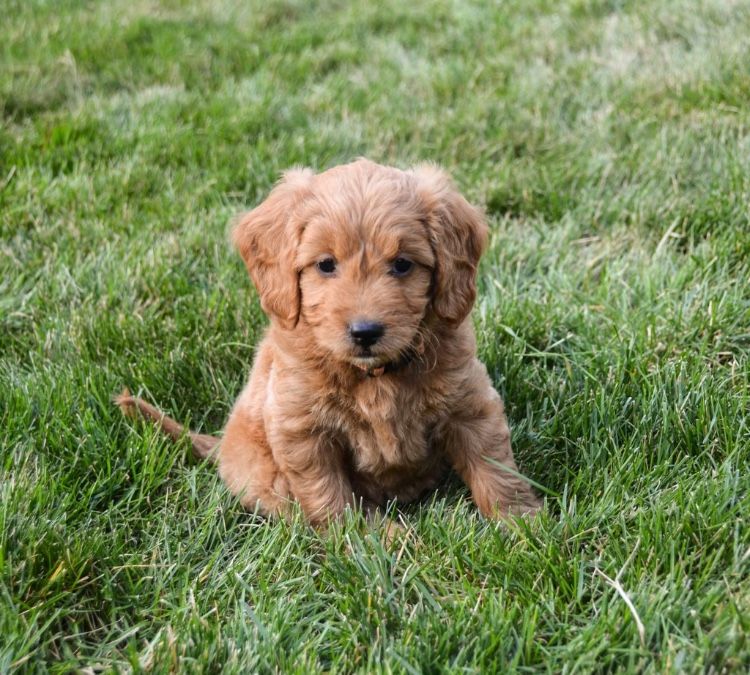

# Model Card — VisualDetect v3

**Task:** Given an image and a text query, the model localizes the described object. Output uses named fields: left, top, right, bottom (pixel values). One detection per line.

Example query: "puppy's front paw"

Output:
left=381, top=518, right=410, bottom=547
left=509, top=495, right=543, bottom=518
left=484, top=490, right=543, bottom=520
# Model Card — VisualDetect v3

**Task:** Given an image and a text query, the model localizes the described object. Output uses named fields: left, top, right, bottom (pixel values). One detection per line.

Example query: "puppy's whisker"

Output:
left=415, top=325, right=440, bottom=374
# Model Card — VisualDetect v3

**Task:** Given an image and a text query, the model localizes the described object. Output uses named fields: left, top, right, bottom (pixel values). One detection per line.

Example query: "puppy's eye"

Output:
left=316, top=257, right=337, bottom=276
left=390, top=257, right=413, bottom=277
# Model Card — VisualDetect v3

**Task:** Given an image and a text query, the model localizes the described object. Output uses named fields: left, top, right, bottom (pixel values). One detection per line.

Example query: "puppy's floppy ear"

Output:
left=411, top=164, right=489, bottom=327
left=232, top=168, right=314, bottom=330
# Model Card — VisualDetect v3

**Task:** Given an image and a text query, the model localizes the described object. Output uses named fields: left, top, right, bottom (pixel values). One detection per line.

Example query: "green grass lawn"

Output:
left=2, top=0, right=749, bottom=671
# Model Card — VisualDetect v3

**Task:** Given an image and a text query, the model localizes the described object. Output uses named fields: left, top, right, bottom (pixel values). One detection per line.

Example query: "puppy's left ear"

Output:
left=232, top=168, right=314, bottom=330
left=411, top=164, right=489, bottom=327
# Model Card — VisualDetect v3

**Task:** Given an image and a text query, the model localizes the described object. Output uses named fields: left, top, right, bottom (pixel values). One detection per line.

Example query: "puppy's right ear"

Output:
left=232, top=168, right=314, bottom=329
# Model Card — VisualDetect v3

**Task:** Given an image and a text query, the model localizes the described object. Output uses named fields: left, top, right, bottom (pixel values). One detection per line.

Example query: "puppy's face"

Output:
left=296, top=187, right=435, bottom=368
left=233, top=160, right=488, bottom=369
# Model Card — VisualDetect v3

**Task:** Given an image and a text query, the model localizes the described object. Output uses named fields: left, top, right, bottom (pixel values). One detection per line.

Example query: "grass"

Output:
left=2, top=0, right=749, bottom=671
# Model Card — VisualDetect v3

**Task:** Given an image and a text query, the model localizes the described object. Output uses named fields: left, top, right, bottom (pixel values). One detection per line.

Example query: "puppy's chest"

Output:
left=342, top=380, right=435, bottom=473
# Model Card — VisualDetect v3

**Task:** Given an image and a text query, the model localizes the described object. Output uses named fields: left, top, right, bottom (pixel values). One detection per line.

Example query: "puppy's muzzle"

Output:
left=348, top=320, right=385, bottom=348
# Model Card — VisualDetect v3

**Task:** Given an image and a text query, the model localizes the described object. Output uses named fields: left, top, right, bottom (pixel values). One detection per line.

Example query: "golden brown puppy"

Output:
left=117, top=159, right=540, bottom=524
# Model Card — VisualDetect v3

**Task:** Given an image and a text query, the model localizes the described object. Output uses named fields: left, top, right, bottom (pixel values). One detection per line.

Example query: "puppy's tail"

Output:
left=114, top=388, right=220, bottom=461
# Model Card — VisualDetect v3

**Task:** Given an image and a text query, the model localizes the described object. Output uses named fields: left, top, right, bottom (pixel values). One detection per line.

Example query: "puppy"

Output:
left=117, top=159, right=541, bottom=524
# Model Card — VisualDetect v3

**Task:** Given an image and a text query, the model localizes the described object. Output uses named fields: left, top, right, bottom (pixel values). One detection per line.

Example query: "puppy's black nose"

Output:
left=349, top=320, right=385, bottom=348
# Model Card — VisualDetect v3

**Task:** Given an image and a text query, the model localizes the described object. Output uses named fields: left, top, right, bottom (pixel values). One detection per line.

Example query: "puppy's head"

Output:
left=233, top=160, right=487, bottom=369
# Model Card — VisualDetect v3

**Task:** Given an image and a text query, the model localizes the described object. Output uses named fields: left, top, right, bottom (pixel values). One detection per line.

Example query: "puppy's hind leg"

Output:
left=438, top=366, right=541, bottom=518
left=114, top=389, right=219, bottom=460
left=218, top=407, right=292, bottom=519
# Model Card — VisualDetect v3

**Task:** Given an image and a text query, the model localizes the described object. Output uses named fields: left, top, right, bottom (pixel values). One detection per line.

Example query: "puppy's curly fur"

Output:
left=117, top=159, right=540, bottom=524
